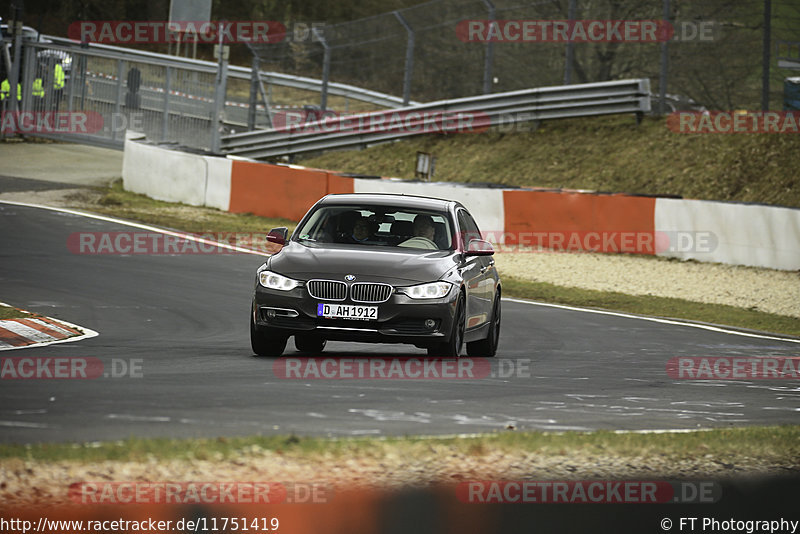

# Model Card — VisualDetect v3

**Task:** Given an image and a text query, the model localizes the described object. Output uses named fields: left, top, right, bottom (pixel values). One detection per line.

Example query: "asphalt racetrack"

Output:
left=1, top=201, right=798, bottom=444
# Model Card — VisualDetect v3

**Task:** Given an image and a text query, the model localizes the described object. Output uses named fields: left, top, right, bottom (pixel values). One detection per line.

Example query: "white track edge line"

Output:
left=0, top=200, right=270, bottom=257
left=503, top=297, right=800, bottom=344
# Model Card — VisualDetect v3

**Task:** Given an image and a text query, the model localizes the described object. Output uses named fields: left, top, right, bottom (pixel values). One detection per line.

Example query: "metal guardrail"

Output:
left=221, top=79, right=651, bottom=160
left=42, top=35, right=413, bottom=109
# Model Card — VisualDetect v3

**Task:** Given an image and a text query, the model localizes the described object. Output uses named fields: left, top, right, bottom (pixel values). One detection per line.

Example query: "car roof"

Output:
left=317, top=193, right=459, bottom=212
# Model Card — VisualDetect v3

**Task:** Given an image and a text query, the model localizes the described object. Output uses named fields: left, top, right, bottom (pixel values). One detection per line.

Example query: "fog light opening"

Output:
left=424, top=319, right=436, bottom=329
left=266, top=309, right=277, bottom=319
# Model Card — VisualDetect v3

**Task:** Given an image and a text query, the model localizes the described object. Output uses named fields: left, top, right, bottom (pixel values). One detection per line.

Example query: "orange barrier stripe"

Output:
left=502, top=190, right=656, bottom=254
left=327, top=173, right=355, bottom=195
left=229, top=161, right=354, bottom=222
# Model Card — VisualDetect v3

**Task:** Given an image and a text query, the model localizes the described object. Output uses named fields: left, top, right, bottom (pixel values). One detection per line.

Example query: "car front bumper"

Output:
left=253, top=284, right=459, bottom=345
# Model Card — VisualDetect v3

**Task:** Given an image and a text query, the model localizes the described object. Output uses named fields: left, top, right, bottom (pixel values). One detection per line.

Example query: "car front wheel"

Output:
left=250, top=312, right=287, bottom=357
left=427, top=294, right=464, bottom=358
left=467, top=292, right=500, bottom=357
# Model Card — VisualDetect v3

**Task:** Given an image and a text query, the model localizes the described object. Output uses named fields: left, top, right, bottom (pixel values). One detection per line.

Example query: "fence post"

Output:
left=314, top=26, right=331, bottom=111
left=659, top=0, right=670, bottom=114
left=761, top=0, right=772, bottom=111
left=21, top=46, right=34, bottom=113
left=211, top=24, right=229, bottom=154
left=112, top=59, right=125, bottom=142
left=563, top=0, right=576, bottom=84
left=393, top=10, right=415, bottom=105
left=248, top=55, right=260, bottom=130
left=482, top=0, right=495, bottom=94
left=8, top=3, right=24, bottom=114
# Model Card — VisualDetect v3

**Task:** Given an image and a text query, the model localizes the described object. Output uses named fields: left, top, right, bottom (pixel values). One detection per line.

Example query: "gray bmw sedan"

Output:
left=251, top=193, right=501, bottom=357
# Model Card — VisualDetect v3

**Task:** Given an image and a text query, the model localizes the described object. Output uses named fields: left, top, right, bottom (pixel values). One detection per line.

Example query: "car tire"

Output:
left=467, top=292, right=500, bottom=357
left=427, top=294, right=465, bottom=358
left=295, top=335, right=327, bottom=354
left=250, top=312, right=287, bottom=357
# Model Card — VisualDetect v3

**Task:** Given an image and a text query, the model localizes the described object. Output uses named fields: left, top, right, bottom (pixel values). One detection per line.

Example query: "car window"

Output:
left=457, top=209, right=482, bottom=248
left=294, top=205, right=453, bottom=250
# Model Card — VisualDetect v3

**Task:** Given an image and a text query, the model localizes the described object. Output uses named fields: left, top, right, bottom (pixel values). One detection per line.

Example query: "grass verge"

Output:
left=0, top=426, right=797, bottom=464
left=0, top=305, right=37, bottom=320
left=71, top=179, right=297, bottom=235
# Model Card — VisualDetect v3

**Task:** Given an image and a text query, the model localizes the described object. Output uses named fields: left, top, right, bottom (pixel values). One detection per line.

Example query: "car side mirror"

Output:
left=266, top=227, right=289, bottom=246
left=465, top=239, right=494, bottom=256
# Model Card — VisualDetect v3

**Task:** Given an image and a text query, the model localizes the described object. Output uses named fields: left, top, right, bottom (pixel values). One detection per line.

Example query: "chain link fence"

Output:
left=251, top=0, right=799, bottom=110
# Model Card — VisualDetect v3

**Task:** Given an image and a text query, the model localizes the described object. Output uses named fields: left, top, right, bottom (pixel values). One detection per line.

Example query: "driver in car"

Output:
left=399, top=214, right=438, bottom=250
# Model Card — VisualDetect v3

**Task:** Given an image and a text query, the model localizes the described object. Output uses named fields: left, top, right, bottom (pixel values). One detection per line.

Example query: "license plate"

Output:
left=317, top=303, right=378, bottom=320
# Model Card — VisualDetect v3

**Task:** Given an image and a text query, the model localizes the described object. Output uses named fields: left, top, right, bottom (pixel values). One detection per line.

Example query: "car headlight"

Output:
left=258, top=270, right=301, bottom=291
left=398, top=281, right=452, bottom=299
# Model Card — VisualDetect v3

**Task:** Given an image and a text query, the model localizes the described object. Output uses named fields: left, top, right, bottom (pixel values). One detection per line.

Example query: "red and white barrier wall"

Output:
left=654, top=198, right=800, bottom=271
left=122, top=136, right=800, bottom=271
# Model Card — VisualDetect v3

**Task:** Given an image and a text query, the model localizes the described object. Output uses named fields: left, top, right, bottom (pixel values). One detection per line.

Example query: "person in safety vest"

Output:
left=1, top=78, right=22, bottom=102
left=52, top=60, right=65, bottom=110
left=32, top=60, right=46, bottom=106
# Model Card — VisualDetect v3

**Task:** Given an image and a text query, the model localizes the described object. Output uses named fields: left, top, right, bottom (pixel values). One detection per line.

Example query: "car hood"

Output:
left=268, top=242, right=457, bottom=285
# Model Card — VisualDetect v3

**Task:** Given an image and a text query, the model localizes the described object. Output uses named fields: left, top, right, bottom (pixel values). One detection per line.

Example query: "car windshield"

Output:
left=293, top=205, right=454, bottom=250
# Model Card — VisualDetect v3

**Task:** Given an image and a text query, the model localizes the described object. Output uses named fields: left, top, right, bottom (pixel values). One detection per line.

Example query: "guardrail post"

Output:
left=393, top=11, right=415, bottom=105
left=563, top=0, right=576, bottom=84
left=482, top=0, right=495, bottom=94
left=314, top=27, right=331, bottom=111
